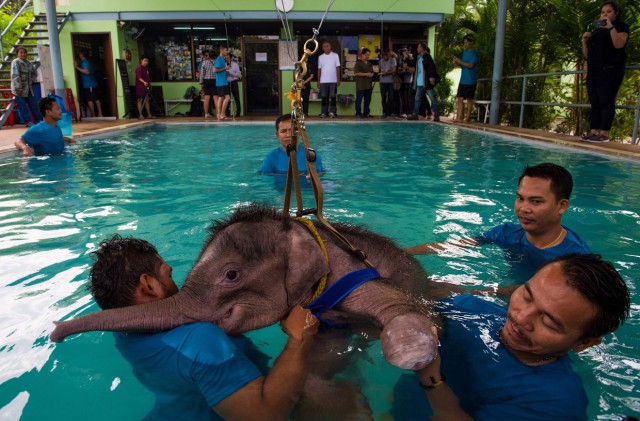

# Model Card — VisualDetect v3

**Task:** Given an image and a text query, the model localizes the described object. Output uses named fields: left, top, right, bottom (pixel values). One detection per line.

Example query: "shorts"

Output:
left=216, top=85, right=230, bottom=96
left=202, top=80, right=217, bottom=96
left=457, top=83, right=477, bottom=100
left=84, top=87, right=98, bottom=102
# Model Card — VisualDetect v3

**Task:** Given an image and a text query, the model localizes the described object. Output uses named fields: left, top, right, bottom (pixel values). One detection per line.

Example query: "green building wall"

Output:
left=44, top=0, right=452, bottom=119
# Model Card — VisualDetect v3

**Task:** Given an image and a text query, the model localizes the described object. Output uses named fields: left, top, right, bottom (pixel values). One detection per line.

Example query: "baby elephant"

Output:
left=51, top=204, right=443, bottom=413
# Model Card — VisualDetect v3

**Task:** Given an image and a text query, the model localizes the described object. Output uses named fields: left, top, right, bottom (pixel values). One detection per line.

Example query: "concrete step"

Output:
left=6, top=51, right=39, bottom=56
left=24, top=28, right=48, bottom=33
left=18, top=36, right=49, bottom=41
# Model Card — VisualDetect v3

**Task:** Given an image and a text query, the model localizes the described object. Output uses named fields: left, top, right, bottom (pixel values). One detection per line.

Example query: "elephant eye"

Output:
left=225, top=270, right=238, bottom=281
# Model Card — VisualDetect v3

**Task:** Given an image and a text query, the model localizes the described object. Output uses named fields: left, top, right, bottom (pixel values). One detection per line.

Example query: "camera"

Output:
left=593, top=19, right=607, bottom=27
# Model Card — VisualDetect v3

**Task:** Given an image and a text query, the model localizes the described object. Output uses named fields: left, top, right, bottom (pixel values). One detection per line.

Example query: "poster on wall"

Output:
left=159, top=41, right=192, bottom=80
left=358, top=35, right=381, bottom=59
left=278, top=40, right=297, bottom=70
left=37, top=45, right=54, bottom=94
left=256, top=52, right=268, bottom=62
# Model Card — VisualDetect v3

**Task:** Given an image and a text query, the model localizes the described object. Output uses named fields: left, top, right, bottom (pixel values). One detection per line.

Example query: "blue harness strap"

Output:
left=306, top=267, right=380, bottom=324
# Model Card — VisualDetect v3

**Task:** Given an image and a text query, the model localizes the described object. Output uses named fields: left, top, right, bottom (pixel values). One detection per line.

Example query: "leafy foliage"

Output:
left=439, top=0, right=640, bottom=140
left=1, top=1, right=35, bottom=59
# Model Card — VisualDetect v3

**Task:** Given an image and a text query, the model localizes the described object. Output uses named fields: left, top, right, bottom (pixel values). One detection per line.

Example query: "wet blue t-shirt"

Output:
left=391, top=295, right=588, bottom=421
left=115, top=322, right=261, bottom=421
left=260, top=145, right=325, bottom=175
left=475, top=222, right=590, bottom=282
left=21, top=121, right=65, bottom=155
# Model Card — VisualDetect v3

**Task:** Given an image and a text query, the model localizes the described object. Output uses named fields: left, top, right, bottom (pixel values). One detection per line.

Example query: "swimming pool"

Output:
left=0, top=122, right=638, bottom=419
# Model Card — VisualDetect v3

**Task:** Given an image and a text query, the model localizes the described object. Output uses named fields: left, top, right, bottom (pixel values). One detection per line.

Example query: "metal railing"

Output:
left=0, top=0, right=33, bottom=60
left=476, top=65, right=640, bottom=145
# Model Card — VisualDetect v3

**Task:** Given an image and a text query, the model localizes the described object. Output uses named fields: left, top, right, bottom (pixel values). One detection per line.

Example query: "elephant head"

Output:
left=51, top=204, right=330, bottom=342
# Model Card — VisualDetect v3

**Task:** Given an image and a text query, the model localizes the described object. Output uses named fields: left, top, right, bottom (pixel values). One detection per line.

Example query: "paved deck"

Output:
left=2, top=116, right=639, bottom=160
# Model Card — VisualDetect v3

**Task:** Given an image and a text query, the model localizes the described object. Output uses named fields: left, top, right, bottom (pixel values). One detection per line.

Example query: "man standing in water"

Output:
left=14, top=97, right=75, bottom=156
left=406, top=163, right=590, bottom=284
left=87, top=235, right=319, bottom=420
left=410, top=253, right=630, bottom=420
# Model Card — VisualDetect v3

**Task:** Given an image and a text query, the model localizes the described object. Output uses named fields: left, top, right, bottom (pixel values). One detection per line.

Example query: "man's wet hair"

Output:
left=275, top=114, right=291, bottom=131
left=518, top=162, right=573, bottom=200
left=361, top=48, right=370, bottom=55
left=540, top=254, right=630, bottom=339
left=219, top=44, right=228, bottom=50
left=140, top=55, right=148, bottom=62
left=39, top=97, right=57, bottom=117
left=16, top=46, right=28, bottom=54
left=89, top=234, right=163, bottom=310
left=463, top=34, right=475, bottom=43
left=417, top=42, right=427, bottom=51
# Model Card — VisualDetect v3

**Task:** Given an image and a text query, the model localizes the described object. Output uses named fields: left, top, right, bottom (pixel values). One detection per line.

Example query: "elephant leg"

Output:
left=290, top=326, right=376, bottom=420
left=292, top=374, right=373, bottom=421
left=337, top=279, right=439, bottom=370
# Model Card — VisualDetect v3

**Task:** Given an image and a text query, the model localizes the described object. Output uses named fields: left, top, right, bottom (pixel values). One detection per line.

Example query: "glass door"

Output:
left=242, top=40, right=280, bottom=115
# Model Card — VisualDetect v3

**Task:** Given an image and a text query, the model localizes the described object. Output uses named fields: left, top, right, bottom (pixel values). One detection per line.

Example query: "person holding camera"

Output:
left=135, top=55, right=153, bottom=119
left=581, top=1, right=629, bottom=143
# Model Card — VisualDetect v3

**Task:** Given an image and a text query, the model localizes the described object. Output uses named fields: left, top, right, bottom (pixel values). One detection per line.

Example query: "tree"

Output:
left=438, top=0, right=640, bottom=140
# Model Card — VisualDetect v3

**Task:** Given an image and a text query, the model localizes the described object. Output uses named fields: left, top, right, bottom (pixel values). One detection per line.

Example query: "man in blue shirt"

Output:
left=14, top=97, right=75, bottom=157
left=453, top=34, right=478, bottom=123
left=87, top=235, right=318, bottom=421
left=406, top=163, right=590, bottom=286
left=408, top=253, right=630, bottom=421
left=74, top=49, right=103, bottom=117
left=260, top=114, right=325, bottom=176
left=214, top=45, right=231, bottom=121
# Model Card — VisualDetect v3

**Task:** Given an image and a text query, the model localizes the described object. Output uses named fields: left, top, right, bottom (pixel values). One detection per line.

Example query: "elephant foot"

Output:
left=292, top=374, right=373, bottom=421
left=380, top=314, right=438, bottom=370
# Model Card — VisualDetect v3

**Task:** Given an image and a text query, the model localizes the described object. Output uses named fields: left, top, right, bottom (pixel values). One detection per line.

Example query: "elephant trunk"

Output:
left=50, top=291, right=201, bottom=343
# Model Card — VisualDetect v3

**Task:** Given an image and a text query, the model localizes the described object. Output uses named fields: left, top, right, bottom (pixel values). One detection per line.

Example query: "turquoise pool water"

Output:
left=0, top=122, right=638, bottom=420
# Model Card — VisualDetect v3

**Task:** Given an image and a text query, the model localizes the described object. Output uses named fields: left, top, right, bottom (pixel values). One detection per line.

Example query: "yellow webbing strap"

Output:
left=294, top=217, right=329, bottom=303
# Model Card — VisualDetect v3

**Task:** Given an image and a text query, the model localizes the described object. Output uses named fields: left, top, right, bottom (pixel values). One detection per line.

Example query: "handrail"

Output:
left=476, top=65, right=640, bottom=145
left=0, top=0, right=33, bottom=59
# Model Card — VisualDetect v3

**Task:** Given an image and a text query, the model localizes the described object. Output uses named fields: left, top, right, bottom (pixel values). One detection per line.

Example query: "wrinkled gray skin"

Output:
left=51, top=204, right=443, bottom=371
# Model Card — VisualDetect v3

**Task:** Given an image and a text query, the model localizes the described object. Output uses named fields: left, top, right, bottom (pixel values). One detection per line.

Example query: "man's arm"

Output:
left=74, top=61, right=90, bottom=75
left=213, top=306, right=318, bottom=421
left=404, top=237, right=479, bottom=255
left=417, top=350, right=474, bottom=421
left=15, top=138, right=33, bottom=157
left=64, top=136, right=76, bottom=144
left=335, top=65, right=341, bottom=87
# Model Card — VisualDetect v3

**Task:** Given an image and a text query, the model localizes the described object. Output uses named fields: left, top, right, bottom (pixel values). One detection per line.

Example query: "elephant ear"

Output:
left=285, top=223, right=331, bottom=306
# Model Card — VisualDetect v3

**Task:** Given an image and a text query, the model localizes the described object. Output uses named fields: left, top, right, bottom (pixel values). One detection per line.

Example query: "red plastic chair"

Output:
left=1, top=85, right=15, bottom=126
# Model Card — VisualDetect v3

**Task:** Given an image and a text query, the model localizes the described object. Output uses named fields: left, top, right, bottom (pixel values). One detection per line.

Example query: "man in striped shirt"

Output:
left=199, top=50, right=217, bottom=118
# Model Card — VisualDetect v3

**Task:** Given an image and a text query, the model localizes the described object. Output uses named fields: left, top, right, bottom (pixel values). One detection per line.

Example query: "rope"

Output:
left=276, top=0, right=298, bottom=65
left=280, top=0, right=373, bottom=269
left=294, top=217, right=329, bottom=304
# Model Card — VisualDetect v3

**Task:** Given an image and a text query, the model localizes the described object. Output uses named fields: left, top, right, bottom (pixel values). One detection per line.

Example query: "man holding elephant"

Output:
left=394, top=253, right=631, bottom=420
left=85, top=234, right=319, bottom=421
left=405, top=163, right=590, bottom=286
